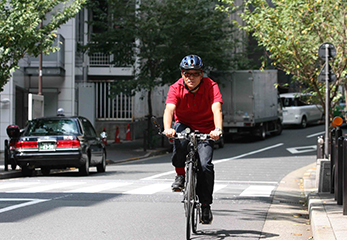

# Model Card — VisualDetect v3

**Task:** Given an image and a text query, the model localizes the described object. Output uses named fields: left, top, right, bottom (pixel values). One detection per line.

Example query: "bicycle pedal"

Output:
left=172, top=188, right=183, bottom=192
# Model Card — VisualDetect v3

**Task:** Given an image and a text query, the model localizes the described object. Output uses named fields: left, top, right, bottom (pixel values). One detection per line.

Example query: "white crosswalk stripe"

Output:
left=0, top=180, right=277, bottom=197
left=65, top=182, right=132, bottom=193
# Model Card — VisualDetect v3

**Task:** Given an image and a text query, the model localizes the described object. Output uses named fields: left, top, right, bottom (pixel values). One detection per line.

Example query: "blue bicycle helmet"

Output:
left=179, top=55, right=204, bottom=70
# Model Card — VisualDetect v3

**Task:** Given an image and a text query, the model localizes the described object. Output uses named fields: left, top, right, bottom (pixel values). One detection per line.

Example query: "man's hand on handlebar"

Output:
left=164, top=128, right=176, bottom=138
left=210, top=129, right=222, bottom=141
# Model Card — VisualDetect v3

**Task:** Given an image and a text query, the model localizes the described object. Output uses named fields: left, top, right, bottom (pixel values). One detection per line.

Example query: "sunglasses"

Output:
left=181, top=71, right=202, bottom=77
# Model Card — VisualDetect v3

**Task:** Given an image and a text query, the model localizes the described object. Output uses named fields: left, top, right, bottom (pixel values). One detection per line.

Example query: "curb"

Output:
left=308, top=193, right=336, bottom=240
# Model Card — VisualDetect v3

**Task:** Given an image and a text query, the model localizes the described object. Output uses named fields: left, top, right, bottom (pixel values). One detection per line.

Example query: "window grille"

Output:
left=89, top=53, right=113, bottom=66
left=95, top=82, right=133, bottom=120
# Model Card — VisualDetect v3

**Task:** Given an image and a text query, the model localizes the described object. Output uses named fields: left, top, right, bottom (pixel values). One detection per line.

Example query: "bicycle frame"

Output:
left=151, top=116, right=210, bottom=239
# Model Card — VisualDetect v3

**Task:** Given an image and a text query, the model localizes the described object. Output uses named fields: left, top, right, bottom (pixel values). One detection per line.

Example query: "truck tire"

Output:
left=258, top=125, right=266, bottom=140
left=274, top=121, right=283, bottom=135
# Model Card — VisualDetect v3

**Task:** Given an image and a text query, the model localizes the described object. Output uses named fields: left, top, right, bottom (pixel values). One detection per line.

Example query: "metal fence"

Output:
left=95, top=82, right=133, bottom=120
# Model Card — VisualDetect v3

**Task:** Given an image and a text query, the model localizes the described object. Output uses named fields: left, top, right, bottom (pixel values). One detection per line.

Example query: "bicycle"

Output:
left=152, top=117, right=211, bottom=240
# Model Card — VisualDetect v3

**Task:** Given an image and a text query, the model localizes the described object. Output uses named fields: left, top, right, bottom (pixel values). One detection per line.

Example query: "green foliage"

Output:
left=0, top=0, right=85, bottom=92
left=219, top=0, right=347, bottom=115
left=85, top=0, right=249, bottom=100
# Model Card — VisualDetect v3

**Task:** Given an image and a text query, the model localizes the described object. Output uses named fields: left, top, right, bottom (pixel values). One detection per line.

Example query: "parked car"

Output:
left=280, top=93, right=323, bottom=128
left=14, top=113, right=106, bottom=176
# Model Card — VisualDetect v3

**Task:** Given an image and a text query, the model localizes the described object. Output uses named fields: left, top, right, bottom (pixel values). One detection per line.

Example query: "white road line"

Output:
left=307, top=131, right=325, bottom=138
left=287, top=145, right=317, bottom=154
left=239, top=185, right=276, bottom=197
left=123, top=183, right=169, bottom=195
left=213, top=184, right=227, bottom=193
left=7, top=182, right=85, bottom=193
left=0, top=198, right=50, bottom=214
left=0, top=182, right=40, bottom=190
left=214, top=143, right=284, bottom=164
left=65, top=182, right=131, bottom=193
left=142, top=143, right=284, bottom=180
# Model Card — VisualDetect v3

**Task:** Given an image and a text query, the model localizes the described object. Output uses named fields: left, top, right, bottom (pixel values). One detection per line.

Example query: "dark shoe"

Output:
left=171, top=175, right=185, bottom=191
left=201, top=205, right=213, bottom=224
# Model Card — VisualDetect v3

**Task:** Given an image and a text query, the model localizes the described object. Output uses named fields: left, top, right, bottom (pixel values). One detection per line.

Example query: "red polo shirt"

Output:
left=166, top=77, right=223, bottom=133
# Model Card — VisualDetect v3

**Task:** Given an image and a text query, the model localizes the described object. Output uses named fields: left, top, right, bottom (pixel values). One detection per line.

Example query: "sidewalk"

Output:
left=304, top=164, right=347, bottom=240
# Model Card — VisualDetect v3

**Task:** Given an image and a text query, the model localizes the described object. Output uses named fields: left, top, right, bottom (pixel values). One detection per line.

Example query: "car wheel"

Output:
left=22, top=167, right=35, bottom=177
left=300, top=116, right=307, bottom=128
left=79, top=158, right=90, bottom=176
left=41, top=167, right=51, bottom=176
left=97, top=152, right=106, bottom=173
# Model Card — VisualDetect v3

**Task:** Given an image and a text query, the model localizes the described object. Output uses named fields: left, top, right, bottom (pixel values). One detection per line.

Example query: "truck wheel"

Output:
left=274, top=121, right=283, bottom=135
left=259, top=125, right=266, bottom=140
left=300, top=116, right=307, bottom=128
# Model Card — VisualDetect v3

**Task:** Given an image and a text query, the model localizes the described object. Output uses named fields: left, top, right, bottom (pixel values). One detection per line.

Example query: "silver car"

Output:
left=280, top=93, right=323, bottom=128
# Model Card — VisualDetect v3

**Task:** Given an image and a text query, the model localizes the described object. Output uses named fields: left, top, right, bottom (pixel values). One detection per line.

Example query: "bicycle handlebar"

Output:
left=160, top=130, right=211, bottom=141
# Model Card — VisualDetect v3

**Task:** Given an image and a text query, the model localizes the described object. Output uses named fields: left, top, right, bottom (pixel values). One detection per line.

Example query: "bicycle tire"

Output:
left=185, top=161, right=194, bottom=240
left=192, top=197, right=199, bottom=234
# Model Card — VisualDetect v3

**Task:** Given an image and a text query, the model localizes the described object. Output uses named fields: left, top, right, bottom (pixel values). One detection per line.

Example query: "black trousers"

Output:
left=171, top=122, right=215, bottom=205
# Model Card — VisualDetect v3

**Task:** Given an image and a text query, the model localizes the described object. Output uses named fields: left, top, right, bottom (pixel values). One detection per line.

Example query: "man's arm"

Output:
left=163, top=103, right=176, bottom=137
left=210, top=102, right=223, bottom=140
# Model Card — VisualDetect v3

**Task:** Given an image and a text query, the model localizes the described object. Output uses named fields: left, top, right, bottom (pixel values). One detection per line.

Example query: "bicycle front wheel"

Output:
left=185, top=161, right=194, bottom=240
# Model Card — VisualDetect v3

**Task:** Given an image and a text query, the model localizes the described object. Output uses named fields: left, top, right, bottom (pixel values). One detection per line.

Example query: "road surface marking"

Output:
left=0, top=198, right=50, bottom=214
left=213, top=184, right=227, bottom=192
left=7, top=182, right=85, bottom=193
left=65, top=182, right=131, bottom=193
left=0, top=182, right=40, bottom=190
left=142, top=143, right=284, bottom=180
left=286, top=145, right=317, bottom=154
left=239, top=185, right=276, bottom=197
left=307, top=131, right=325, bottom=138
left=123, top=183, right=169, bottom=195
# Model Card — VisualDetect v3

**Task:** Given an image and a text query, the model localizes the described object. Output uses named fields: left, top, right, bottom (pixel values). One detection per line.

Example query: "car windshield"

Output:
left=26, top=119, right=79, bottom=136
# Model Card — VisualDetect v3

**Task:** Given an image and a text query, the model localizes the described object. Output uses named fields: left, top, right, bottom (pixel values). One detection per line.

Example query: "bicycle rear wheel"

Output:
left=185, top=162, right=194, bottom=240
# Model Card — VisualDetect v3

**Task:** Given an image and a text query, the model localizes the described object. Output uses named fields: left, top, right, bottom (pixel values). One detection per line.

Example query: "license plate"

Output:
left=39, top=142, right=56, bottom=151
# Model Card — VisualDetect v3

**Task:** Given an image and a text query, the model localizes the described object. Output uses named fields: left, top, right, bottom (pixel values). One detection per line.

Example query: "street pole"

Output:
left=38, top=21, right=43, bottom=95
left=325, top=43, right=329, bottom=158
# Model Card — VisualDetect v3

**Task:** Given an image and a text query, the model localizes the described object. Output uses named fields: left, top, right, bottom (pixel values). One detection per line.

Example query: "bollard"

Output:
left=343, top=137, right=347, bottom=214
left=336, top=136, right=344, bottom=205
left=331, top=128, right=336, bottom=194
left=317, top=136, right=324, bottom=159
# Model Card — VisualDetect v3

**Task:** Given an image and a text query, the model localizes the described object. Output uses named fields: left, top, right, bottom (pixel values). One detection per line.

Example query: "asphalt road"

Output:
left=0, top=124, right=324, bottom=239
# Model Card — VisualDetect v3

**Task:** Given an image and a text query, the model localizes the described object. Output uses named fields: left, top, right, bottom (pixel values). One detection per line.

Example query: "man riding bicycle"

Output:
left=163, top=54, right=223, bottom=224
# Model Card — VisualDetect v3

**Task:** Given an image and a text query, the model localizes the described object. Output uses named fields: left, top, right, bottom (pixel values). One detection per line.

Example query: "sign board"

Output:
left=28, top=93, right=44, bottom=120
left=318, top=43, right=336, bottom=60
left=318, top=63, right=336, bottom=82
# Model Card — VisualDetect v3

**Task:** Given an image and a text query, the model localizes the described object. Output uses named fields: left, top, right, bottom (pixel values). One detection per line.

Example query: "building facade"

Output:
left=0, top=7, right=168, bottom=151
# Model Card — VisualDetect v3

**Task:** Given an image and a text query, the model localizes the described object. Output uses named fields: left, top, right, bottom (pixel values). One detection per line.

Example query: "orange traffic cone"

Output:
left=126, top=124, right=131, bottom=141
left=114, top=126, right=121, bottom=143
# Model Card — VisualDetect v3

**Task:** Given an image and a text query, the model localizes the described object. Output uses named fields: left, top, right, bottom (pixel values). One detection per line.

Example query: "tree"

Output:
left=85, top=0, right=250, bottom=147
left=85, top=0, right=250, bottom=112
left=219, top=0, right=347, bottom=117
left=0, top=0, right=86, bottom=91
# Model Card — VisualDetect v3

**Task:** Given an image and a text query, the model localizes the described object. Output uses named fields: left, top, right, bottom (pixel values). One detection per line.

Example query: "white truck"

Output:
left=219, top=70, right=282, bottom=140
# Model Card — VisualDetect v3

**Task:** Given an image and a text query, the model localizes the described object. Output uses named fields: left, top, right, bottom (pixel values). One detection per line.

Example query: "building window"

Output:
left=95, top=82, right=133, bottom=120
